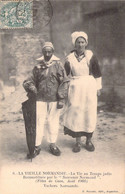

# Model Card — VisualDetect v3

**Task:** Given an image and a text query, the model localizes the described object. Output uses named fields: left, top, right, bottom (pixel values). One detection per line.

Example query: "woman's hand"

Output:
left=97, top=90, right=101, bottom=96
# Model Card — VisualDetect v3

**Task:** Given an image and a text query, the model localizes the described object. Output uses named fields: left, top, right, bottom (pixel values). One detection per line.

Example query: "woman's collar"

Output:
left=74, top=50, right=85, bottom=57
left=74, top=51, right=85, bottom=62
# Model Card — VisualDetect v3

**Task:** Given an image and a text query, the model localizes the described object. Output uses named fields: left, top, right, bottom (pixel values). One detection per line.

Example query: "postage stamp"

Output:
left=0, top=0, right=33, bottom=29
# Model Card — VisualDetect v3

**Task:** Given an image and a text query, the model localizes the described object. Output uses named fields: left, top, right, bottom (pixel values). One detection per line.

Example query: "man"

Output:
left=23, top=42, right=69, bottom=158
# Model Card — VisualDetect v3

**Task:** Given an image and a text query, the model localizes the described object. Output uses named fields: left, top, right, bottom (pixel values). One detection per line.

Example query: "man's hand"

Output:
left=57, top=101, right=63, bottom=109
left=29, top=86, right=37, bottom=95
left=27, top=90, right=37, bottom=99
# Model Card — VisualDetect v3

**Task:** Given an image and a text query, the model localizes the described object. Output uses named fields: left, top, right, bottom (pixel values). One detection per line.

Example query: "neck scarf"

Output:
left=74, top=51, right=85, bottom=62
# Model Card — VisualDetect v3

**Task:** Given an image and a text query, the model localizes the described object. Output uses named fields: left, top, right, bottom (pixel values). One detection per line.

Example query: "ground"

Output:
left=0, top=87, right=125, bottom=194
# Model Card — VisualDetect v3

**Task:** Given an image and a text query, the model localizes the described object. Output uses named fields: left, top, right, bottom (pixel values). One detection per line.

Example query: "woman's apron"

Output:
left=63, top=52, right=97, bottom=133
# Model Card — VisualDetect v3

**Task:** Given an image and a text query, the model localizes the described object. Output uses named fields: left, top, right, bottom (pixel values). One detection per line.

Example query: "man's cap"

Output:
left=42, top=42, right=54, bottom=50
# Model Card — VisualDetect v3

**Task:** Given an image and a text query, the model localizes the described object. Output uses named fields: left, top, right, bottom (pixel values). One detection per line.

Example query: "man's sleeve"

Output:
left=64, top=60, right=71, bottom=76
left=57, top=61, right=70, bottom=102
left=23, top=66, right=39, bottom=94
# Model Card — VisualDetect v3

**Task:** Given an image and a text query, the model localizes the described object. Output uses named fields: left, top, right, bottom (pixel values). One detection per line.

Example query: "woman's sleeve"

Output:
left=89, top=55, right=102, bottom=78
left=90, top=55, right=102, bottom=90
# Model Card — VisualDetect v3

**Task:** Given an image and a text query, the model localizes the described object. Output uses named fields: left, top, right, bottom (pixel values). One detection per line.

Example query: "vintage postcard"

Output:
left=0, top=0, right=125, bottom=194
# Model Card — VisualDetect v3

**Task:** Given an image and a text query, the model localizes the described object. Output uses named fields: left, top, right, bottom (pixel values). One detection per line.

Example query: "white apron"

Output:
left=63, top=52, right=97, bottom=133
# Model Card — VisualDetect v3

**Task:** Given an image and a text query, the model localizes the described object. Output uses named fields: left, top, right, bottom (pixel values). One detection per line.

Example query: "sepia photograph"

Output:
left=0, top=0, right=125, bottom=193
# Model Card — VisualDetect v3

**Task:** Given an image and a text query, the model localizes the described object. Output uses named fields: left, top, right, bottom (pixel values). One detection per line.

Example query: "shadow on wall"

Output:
left=99, top=88, right=124, bottom=113
left=98, top=57, right=125, bottom=113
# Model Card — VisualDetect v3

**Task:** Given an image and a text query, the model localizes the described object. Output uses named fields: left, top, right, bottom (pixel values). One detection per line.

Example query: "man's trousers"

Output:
left=35, top=101, right=61, bottom=146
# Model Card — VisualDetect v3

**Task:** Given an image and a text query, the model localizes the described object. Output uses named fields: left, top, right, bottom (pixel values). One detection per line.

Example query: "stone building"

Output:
left=0, top=0, right=125, bottom=106
left=50, top=0, right=125, bottom=105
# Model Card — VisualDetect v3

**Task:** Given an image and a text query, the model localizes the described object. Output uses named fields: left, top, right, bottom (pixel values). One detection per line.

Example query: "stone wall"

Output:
left=0, top=0, right=52, bottom=86
left=1, top=31, right=50, bottom=85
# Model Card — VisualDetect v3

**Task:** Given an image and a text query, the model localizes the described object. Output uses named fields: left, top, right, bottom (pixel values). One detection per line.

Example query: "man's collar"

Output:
left=36, top=55, right=60, bottom=62
left=36, top=55, right=60, bottom=68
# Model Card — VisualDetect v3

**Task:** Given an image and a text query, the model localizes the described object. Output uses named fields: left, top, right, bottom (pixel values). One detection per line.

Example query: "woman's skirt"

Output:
left=63, top=75, right=97, bottom=137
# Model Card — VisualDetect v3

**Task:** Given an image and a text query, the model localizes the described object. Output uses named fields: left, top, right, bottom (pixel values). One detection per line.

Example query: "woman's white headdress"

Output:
left=71, top=31, right=88, bottom=45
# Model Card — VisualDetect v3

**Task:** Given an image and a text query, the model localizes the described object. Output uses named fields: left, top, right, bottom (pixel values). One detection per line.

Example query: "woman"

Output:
left=63, top=31, right=102, bottom=152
